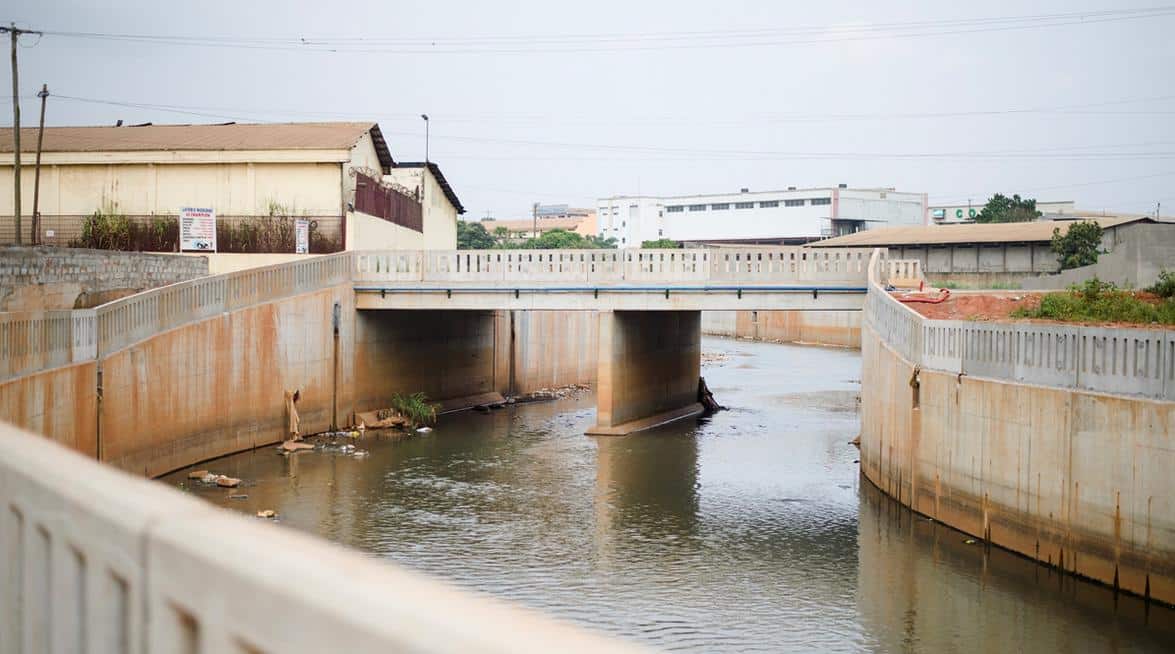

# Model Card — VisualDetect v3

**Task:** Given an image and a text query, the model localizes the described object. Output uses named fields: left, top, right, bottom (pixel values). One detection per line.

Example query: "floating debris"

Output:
left=279, top=440, right=315, bottom=453
left=416, top=426, right=433, bottom=434
left=228, top=494, right=249, bottom=500
left=256, top=509, right=277, bottom=519
left=187, top=469, right=209, bottom=480
left=215, top=476, right=241, bottom=488
left=964, top=538, right=977, bottom=545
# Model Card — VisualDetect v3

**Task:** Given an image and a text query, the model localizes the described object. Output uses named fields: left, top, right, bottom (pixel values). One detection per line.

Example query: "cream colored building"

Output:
left=0, top=122, right=463, bottom=249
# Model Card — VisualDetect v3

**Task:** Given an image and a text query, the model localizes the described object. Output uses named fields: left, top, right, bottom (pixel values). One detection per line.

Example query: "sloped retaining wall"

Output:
left=860, top=252, right=1175, bottom=605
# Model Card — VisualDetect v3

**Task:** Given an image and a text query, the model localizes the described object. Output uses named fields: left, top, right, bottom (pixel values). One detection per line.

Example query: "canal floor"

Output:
left=163, top=336, right=1175, bottom=652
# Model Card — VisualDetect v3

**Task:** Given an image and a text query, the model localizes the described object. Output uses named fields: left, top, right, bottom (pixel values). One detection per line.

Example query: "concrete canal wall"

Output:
left=860, top=253, right=1175, bottom=605
left=702, top=310, right=861, bottom=348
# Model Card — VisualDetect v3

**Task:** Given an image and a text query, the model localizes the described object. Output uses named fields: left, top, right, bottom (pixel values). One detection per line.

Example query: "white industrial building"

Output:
left=596, top=185, right=927, bottom=247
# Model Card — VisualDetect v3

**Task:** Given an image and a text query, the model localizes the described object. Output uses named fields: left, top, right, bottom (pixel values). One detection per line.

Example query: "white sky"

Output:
left=6, top=0, right=1175, bottom=220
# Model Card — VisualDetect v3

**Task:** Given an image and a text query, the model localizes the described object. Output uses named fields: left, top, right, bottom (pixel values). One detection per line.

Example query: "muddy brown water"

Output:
left=163, top=337, right=1175, bottom=652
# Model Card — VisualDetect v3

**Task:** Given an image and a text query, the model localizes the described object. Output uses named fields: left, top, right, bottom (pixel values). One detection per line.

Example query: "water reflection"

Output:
left=163, top=337, right=1175, bottom=653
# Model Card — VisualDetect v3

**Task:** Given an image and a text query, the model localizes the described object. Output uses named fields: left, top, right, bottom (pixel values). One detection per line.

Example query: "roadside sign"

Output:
left=180, top=207, right=217, bottom=252
left=295, top=219, right=310, bottom=254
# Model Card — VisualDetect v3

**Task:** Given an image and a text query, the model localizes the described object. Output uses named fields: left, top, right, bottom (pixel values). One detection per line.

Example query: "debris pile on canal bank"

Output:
left=519, top=383, right=591, bottom=402
left=701, top=351, right=730, bottom=366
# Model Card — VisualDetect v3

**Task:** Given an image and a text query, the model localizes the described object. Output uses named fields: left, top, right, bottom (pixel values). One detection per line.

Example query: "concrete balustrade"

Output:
left=861, top=248, right=1175, bottom=604
left=353, top=247, right=879, bottom=285
left=0, top=310, right=96, bottom=382
left=0, top=422, right=650, bottom=653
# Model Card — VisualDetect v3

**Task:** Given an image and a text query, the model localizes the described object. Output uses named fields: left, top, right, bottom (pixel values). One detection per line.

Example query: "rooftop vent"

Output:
left=838, top=183, right=848, bottom=188
left=740, top=188, right=749, bottom=193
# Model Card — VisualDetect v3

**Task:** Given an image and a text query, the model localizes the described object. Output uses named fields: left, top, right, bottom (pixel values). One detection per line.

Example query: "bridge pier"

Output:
left=587, top=310, right=703, bottom=436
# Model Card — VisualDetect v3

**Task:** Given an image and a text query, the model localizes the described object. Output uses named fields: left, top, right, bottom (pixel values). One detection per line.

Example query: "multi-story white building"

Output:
left=596, top=185, right=927, bottom=247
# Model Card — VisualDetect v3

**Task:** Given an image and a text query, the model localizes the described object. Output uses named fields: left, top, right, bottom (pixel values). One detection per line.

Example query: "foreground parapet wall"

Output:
left=0, top=422, right=651, bottom=654
left=859, top=250, right=1175, bottom=605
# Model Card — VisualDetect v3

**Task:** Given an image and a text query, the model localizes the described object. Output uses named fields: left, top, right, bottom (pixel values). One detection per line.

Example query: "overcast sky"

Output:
left=6, top=0, right=1175, bottom=220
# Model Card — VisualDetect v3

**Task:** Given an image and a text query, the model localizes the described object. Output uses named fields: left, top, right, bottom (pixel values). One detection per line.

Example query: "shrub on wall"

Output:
left=71, top=207, right=178, bottom=251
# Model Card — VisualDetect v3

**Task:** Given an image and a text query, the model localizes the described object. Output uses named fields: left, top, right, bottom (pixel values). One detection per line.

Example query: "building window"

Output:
left=689, top=204, right=706, bottom=211
left=622, top=221, right=626, bottom=227
left=784, top=199, right=805, bottom=207
left=810, top=198, right=832, bottom=206
left=735, top=202, right=754, bottom=209
left=658, top=229, right=663, bottom=236
left=760, top=200, right=779, bottom=208
left=711, top=203, right=730, bottom=210
left=666, top=205, right=684, bottom=213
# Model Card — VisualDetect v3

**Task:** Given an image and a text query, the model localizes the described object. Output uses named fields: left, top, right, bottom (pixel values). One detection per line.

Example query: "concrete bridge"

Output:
left=0, top=247, right=917, bottom=439
left=349, top=247, right=899, bottom=434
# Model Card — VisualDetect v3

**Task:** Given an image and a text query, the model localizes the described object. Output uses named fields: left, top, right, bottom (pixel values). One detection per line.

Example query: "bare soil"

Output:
left=903, top=292, right=1042, bottom=321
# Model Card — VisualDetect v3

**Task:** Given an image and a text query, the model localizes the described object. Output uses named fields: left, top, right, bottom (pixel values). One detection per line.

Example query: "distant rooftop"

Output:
left=809, top=216, right=1158, bottom=247
left=600, top=186, right=911, bottom=201
left=0, top=121, right=395, bottom=170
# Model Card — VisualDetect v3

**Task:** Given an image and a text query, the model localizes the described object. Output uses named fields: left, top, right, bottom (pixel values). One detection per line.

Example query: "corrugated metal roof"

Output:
left=808, top=217, right=1156, bottom=247
left=0, top=122, right=393, bottom=169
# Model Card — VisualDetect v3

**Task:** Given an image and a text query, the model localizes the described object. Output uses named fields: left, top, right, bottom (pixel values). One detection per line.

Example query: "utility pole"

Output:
left=532, top=202, right=538, bottom=239
left=32, top=83, right=48, bottom=246
left=3, top=24, right=42, bottom=245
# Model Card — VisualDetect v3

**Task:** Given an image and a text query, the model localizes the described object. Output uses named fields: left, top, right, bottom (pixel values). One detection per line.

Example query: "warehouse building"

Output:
left=597, top=185, right=927, bottom=247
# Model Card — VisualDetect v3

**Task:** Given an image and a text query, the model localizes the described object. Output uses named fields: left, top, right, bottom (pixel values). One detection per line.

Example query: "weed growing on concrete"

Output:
left=1012, top=277, right=1175, bottom=325
left=390, top=392, right=440, bottom=428
left=1147, top=270, right=1175, bottom=299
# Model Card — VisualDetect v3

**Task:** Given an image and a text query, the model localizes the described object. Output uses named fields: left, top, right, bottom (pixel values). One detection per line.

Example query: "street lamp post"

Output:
left=421, top=114, right=429, bottom=163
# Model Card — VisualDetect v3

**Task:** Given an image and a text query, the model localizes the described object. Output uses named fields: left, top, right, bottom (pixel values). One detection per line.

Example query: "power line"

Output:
left=36, top=94, right=1175, bottom=162
left=35, top=6, right=1175, bottom=54
left=45, top=93, right=1175, bottom=127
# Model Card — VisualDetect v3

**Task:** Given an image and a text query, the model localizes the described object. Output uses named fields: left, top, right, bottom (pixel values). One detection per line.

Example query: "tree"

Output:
left=524, top=228, right=592, bottom=249
left=640, top=238, right=681, bottom=248
left=586, top=234, right=618, bottom=249
left=975, top=193, right=1041, bottom=223
left=457, top=220, right=496, bottom=249
left=1051, top=220, right=1103, bottom=270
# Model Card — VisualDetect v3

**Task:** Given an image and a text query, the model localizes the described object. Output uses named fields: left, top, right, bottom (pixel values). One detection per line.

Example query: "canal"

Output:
left=163, top=337, right=1175, bottom=652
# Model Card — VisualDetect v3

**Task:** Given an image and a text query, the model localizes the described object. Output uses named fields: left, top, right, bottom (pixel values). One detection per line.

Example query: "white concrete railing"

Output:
left=354, top=247, right=879, bottom=284
left=866, top=249, right=1175, bottom=401
left=0, top=421, right=649, bottom=654
left=0, top=310, right=96, bottom=382
left=95, top=253, right=353, bottom=355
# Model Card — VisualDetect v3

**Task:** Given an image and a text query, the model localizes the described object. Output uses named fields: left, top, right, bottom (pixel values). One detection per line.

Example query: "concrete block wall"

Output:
left=0, top=246, right=208, bottom=311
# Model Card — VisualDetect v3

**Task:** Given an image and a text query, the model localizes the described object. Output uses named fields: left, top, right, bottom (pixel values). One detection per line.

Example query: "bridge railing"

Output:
left=96, top=253, right=353, bottom=355
left=0, top=310, right=97, bottom=382
left=866, top=249, right=1175, bottom=400
left=0, top=420, right=649, bottom=654
left=355, top=247, right=879, bottom=285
